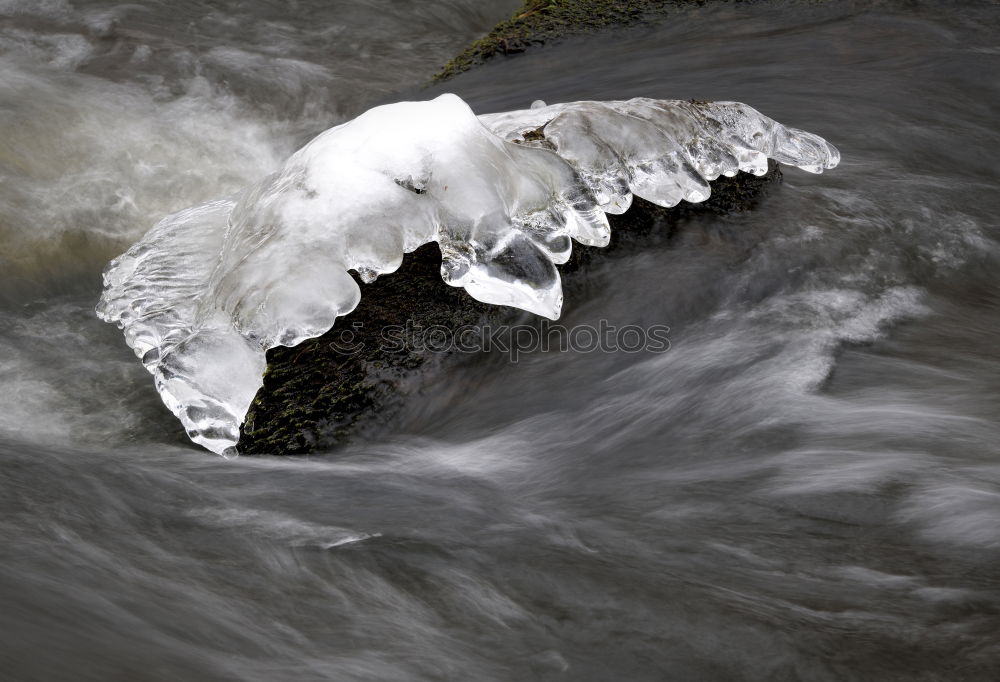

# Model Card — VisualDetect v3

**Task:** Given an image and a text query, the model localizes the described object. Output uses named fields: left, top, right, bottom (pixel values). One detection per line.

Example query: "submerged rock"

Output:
left=239, top=164, right=782, bottom=455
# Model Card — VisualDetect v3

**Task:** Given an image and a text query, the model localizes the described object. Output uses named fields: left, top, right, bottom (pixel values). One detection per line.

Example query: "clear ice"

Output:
left=97, top=94, right=840, bottom=455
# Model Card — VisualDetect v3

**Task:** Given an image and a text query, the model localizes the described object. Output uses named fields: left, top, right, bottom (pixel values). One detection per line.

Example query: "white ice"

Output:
left=97, top=93, right=839, bottom=455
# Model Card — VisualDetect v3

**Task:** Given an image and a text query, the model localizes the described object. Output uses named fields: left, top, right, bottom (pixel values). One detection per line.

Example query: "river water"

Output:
left=2, top=1, right=999, bottom=679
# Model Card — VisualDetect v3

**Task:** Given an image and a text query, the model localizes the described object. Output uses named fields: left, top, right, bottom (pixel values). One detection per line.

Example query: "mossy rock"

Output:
left=433, top=0, right=753, bottom=82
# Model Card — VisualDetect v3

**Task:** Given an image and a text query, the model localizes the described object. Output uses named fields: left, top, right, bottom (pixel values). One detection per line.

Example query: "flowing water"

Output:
left=2, top=1, right=1000, bottom=679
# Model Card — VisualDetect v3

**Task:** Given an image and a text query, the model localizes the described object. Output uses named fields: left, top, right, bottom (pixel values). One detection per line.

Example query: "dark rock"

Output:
left=432, top=0, right=755, bottom=82
left=238, top=163, right=781, bottom=455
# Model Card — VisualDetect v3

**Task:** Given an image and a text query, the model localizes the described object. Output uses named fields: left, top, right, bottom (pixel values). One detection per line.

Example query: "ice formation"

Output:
left=97, top=93, right=839, bottom=455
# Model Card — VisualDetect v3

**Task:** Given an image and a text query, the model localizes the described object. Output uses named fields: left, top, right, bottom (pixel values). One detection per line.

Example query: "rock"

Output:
left=238, top=163, right=781, bottom=454
left=237, top=0, right=798, bottom=455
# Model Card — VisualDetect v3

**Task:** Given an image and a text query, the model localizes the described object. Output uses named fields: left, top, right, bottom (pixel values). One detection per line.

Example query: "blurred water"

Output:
left=2, top=1, right=1000, bottom=680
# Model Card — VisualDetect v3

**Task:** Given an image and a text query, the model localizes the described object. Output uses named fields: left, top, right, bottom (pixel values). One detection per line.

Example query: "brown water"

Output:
left=2, top=1, right=1000, bottom=679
